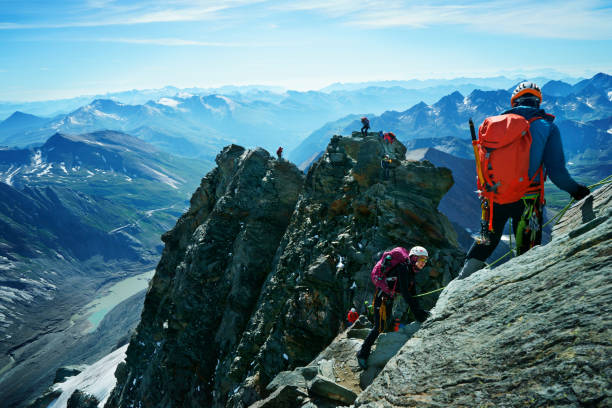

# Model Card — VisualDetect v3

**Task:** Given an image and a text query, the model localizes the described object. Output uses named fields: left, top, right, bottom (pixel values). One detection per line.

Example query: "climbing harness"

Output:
left=514, top=194, right=543, bottom=255
left=372, top=288, right=393, bottom=333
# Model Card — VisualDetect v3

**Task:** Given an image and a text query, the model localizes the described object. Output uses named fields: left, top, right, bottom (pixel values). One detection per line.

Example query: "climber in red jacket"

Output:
left=347, top=308, right=359, bottom=324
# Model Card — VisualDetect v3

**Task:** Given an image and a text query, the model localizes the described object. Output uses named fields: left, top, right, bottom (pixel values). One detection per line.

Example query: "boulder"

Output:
left=66, top=390, right=99, bottom=408
left=309, top=375, right=358, bottom=405
left=266, top=366, right=318, bottom=393
left=248, top=385, right=308, bottom=408
left=53, top=365, right=87, bottom=384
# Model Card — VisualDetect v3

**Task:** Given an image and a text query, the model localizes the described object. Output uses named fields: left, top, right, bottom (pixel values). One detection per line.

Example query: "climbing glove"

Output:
left=571, top=185, right=590, bottom=201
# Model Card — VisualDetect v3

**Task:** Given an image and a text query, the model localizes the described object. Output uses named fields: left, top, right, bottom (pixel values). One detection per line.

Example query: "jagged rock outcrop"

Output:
left=105, top=134, right=464, bottom=408
left=66, top=390, right=99, bottom=408
left=104, top=145, right=304, bottom=407
left=354, top=184, right=612, bottom=407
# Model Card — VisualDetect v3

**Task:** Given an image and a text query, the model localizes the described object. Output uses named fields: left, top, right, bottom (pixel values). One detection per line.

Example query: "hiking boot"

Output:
left=356, top=353, right=368, bottom=370
left=457, top=258, right=485, bottom=280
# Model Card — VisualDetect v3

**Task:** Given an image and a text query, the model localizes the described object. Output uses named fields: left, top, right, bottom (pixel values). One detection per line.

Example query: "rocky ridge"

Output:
left=241, top=181, right=611, bottom=408
left=105, top=133, right=464, bottom=408
left=354, top=184, right=611, bottom=407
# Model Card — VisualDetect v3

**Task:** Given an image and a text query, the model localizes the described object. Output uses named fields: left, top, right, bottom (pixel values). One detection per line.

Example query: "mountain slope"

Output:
left=355, top=184, right=611, bottom=407
left=104, top=134, right=464, bottom=408
left=0, top=131, right=210, bottom=407
left=246, top=183, right=611, bottom=408
left=0, top=111, right=50, bottom=140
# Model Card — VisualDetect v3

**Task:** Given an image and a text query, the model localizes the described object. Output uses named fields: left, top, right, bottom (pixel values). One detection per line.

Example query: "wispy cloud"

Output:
left=95, top=37, right=280, bottom=47
left=276, top=0, right=612, bottom=40
left=0, top=0, right=260, bottom=29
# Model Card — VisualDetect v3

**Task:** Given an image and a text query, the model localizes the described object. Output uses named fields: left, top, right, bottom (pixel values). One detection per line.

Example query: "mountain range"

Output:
left=1, top=73, right=610, bottom=406
left=1, top=74, right=594, bottom=161
left=2, top=74, right=586, bottom=121
left=0, top=130, right=209, bottom=407
left=289, top=73, right=612, bottom=193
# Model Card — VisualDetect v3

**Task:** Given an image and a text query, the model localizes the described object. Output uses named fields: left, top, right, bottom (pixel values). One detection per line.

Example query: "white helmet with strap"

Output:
left=409, top=246, right=428, bottom=257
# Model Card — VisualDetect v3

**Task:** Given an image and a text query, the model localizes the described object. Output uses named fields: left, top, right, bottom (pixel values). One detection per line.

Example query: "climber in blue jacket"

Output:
left=457, top=82, right=590, bottom=280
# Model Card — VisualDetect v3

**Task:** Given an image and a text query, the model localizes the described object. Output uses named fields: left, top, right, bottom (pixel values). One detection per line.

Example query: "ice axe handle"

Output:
left=469, top=118, right=477, bottom=141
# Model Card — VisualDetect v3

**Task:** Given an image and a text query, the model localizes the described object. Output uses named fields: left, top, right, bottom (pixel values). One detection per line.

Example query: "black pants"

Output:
left=358, top=290, right=393, bottom=359
left=361, top=125, right=369, bottom=137
left=381, top=164, right=390, bottom=179
left=467, top=199, right=543, bottom=262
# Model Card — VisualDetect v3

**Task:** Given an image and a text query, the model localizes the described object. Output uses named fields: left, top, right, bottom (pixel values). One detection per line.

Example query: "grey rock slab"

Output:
left=248, top=385, right=308, bottom=408
left=346, top=328, right=370, bottom=339
left=355, top=184, right=612, bottom=407
left=309, top=375, right=358, bottom=405
left=553, top=183, right=611, bottom=238
left=367, top=322, right=421, bottom=369
left=266, top=366, right=319, bottom=393
left=317, top=358, right=336, bottom=380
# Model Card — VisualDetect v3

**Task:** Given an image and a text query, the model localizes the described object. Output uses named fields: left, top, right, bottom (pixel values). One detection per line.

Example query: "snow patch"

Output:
left=93, top=109, right=121, bottom=120
left=49, top=345, right=128, bottom=408
left=157, top=97, right=180, bottom=108
left=32, top=150, right=42, bottom=167
left=5, top=165, right=21, bottom=185
left=216, top=95, right=236, bottom=110
left=142, top=165, right=181, bottom=189
left=38, top=163, right=53, bottom=177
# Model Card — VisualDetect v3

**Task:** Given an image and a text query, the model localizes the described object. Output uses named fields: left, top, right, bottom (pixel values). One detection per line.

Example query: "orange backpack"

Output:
left=476, top=114, right=545, bottom=230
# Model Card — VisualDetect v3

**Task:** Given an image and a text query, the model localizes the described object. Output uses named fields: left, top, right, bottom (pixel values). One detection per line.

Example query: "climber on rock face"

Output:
left=456, top=81, right=590, bottom=280
left=360, top=117, right=370, bottom=137
left=381, top=155, right=393, bottom=180
left=357, top=246, right=429, bottom=369
left=347, top=308, right=359, bottom=325
left=276, top=146, right=283, bottom=160
left=383, top=132, right=396, bottom=144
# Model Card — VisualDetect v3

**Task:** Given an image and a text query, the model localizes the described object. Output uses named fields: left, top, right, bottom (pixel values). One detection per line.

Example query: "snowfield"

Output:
left=49, top=345, right=128, bottom=408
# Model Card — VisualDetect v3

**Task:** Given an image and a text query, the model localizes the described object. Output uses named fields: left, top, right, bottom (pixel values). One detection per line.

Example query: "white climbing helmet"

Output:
left=409, top=246, right=428, bottom=257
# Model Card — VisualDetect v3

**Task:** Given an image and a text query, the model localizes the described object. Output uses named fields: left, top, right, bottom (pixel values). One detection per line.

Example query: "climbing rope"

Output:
left=414, top=286, right=445, bottom=298
left=543, top=176, right=612, bottom=228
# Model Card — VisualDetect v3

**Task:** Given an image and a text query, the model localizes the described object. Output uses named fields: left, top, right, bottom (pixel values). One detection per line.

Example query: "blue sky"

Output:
left=1, top=0, right=611, bottom=101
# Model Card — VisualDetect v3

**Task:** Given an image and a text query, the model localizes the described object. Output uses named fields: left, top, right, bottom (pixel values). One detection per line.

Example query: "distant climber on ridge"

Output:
left=360, top=117, right=370, bottom=137
left=357, top=246, right=429, bottom=369
left=457, top=81, right=590, bottom=280
left=276, top=146, right=283, bottom=160
left=381, top=154, right=393, bottom=180
left=347, top=307, right=359, bottom=325
left=383, top=132, right=396, bottom=144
